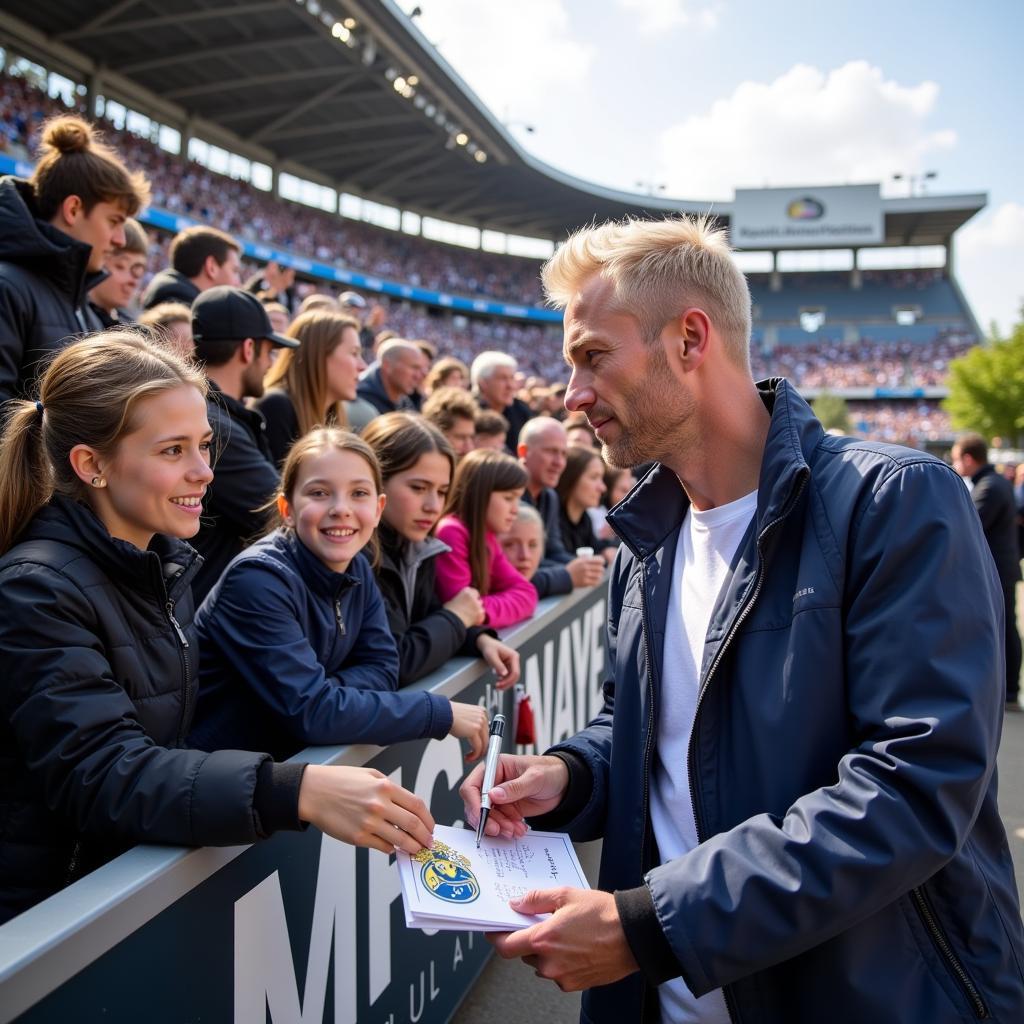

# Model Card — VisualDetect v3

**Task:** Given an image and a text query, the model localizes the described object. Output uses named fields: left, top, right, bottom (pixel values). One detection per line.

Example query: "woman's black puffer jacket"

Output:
left=0, top=496, right=277, bottom=924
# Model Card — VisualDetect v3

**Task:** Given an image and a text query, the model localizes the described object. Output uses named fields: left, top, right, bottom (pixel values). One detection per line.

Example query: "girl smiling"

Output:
left=189, top=427, right=489, bottom=762
left=362, top=413, right=520, bottom=688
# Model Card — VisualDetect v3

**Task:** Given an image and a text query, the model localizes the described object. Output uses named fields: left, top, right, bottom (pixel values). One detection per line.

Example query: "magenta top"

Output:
left=434, top=515, right=538, bottom=629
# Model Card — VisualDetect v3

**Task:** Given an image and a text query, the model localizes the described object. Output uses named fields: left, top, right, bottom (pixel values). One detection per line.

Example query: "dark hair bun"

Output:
left=40, top=116, right=94, bottom=155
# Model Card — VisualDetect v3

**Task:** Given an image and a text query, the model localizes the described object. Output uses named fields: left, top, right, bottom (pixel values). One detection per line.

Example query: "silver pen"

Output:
left=475, top=714, right=506, bottom=847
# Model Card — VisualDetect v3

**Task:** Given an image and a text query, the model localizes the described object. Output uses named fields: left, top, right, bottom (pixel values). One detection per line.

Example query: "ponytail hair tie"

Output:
left=34, top=401, right=44, bottom=416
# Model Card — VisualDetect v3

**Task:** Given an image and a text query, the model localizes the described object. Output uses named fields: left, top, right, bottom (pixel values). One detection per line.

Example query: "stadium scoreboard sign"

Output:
left=731, top=184, right=883, bottom=249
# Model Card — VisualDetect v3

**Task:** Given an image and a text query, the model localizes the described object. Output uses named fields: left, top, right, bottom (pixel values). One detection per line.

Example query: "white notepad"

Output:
left=396, top=824, right=590, bottom=932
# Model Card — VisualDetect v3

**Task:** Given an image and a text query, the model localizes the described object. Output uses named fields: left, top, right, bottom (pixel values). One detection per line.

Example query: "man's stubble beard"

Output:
left=602, top=348, right=693, bottom=469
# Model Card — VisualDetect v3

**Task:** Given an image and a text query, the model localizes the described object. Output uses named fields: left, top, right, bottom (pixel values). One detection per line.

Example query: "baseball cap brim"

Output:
left=264, top=331, right=300, bottom=348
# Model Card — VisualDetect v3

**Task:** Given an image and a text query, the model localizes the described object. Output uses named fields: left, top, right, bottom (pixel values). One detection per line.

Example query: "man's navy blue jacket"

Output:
left=537, top=380, right=1024, bottom=1023
left=189, top=530, right=452, bottom=760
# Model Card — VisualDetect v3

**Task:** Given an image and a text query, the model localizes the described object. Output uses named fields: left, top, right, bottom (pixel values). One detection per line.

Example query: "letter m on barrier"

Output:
left=234, top=834, right=356, bottom=1023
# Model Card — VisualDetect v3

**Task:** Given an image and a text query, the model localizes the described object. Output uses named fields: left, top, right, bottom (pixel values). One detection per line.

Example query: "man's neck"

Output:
left=527, top=480, right=544, bottom=501
left=380, top=371, right=403, bottom=404
left=205, top=365, right=245, bottom=402
left=662, top=376, right=771, bottom=512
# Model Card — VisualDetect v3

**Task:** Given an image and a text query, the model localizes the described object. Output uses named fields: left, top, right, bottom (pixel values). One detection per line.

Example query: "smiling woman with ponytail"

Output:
left=0, top=331, right=436, bottom=925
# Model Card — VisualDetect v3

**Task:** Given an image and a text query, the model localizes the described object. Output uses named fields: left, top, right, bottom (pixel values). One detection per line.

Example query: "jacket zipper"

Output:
left=65, top=839, right=81, bottom=885
left=334, top=598, right=347, bottom=636
left=910, top=886, right=988, bottom=1019
left=679, top=472, right=807, bottom=1024
left=637, top=561, right=659, bottom=1024
left=166, top=599, right=192, bottom=745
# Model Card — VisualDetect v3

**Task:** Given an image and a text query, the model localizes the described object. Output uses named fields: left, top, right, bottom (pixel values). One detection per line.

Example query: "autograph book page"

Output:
left=397, top=824, right=589, bottom=932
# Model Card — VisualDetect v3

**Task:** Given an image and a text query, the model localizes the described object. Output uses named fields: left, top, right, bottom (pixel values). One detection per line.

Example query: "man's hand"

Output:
left=460, top=753, right=568, bottom=839
left=567, top=555, right=605, bottom=588
left=490, top=888, right=638, bottom=991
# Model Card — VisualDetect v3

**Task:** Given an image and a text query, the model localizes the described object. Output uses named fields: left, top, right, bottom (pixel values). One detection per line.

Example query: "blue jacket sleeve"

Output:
left=641, top=461, right=1006, bottom=996
left=202, top=563, right=451, bottom=746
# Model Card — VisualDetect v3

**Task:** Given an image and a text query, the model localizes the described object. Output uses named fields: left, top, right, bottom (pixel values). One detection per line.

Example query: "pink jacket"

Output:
left=434, top=516, right=538, bottom=629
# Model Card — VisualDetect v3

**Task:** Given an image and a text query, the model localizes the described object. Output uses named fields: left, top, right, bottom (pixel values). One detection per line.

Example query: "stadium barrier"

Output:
left=0, top=584, right=608, bottom=1024
left=0, top=153, right=561, bottom=325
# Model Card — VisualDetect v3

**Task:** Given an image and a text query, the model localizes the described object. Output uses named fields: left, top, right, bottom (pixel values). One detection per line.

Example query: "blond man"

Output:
left=462, top=216, right=1022, bottom=1023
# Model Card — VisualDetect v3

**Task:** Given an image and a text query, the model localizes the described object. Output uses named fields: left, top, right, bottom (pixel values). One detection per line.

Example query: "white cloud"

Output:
left=400, top=0, right=594, bottom=114
left=957, top=202, right=1024, bottom=335
left=614, top=0, right=720, bottom=33
left=656, top=61, right=957, bottom=200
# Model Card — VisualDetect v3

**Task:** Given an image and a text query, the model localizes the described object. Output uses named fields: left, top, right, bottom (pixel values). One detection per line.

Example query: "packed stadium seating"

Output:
left=0, top=65, right=982, bottom=443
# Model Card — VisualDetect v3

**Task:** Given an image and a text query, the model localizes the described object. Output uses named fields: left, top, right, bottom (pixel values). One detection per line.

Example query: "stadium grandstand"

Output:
left=0, top=0, right=989, bottom=448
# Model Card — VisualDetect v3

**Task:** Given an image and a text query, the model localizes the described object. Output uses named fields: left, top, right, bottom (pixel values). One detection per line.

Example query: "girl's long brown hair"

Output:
left=0, top=332, right=206, bottom=554
left=263, top=310, right=360, bottom=436
left=444, top=448, right=526, bottom=594
left=556, top=445, right=604, bottom=507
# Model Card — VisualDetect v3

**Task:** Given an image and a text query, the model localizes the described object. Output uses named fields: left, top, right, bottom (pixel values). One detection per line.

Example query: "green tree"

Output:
left=944, top=321, right=1024, bottom=446
left=812, top=391, right=851, bottom=433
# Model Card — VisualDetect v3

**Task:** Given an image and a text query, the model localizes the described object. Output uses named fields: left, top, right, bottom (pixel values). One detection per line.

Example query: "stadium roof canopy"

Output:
left=0, top=0, right=986, bottom=244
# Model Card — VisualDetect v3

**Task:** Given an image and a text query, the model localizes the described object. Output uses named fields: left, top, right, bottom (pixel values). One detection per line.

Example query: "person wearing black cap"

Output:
left=190, top=286, right=298, bottom=602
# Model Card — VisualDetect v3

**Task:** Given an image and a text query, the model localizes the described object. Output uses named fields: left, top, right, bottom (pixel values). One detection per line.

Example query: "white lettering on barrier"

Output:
left=368, top=769, right=403, bottom=1004
left=232, top=597, right=603, bottom=1021
left=234, top=836, right=357, bottom=1024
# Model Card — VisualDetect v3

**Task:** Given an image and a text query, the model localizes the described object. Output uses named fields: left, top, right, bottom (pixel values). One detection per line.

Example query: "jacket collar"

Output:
left=24, top=495, right=201, bottom=600
left=608, top=378, right=819, bottom=560
left=378, top=520, right=450, bottom=574
left=275, top=528, right=361, bottom=599
left=0, top=177, right=99, bottom=304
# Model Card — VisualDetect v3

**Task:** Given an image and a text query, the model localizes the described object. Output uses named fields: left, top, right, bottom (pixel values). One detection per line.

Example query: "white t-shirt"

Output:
left=650, top=489, right=758, bottom=1024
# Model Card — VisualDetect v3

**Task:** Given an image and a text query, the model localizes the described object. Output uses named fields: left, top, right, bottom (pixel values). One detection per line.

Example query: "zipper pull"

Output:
left=334, top=599, right=347, bottom=636
left=166, top=601, right=190, bottom=648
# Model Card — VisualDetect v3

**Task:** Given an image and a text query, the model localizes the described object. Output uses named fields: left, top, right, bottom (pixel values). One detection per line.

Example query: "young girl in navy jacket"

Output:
left=189, top=427, right=489, bottom=761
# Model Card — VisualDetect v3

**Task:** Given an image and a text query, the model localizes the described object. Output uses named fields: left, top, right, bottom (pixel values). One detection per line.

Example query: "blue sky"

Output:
left=400, top=0, right=1024, bottom=332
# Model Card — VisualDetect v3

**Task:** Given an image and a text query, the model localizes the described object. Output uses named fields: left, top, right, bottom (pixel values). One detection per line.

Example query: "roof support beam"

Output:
left=164, top=67, right=342, bottom=100
left=249, top=80, right=374, bottom=143
left=120, top=34, right=312, bottom=75
left=270, top=113, right=415, bottom=143
left=290, top=135, right=415, bottom=164
left=58, top=0, right=143, bottom=39
left=58, top=2, right=283, bottom=42
left=370, top=150, right=450, bottom=196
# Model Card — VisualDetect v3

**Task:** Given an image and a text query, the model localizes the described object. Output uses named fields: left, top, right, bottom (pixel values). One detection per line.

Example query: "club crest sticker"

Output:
left=414, top=840, right=480, bottom=904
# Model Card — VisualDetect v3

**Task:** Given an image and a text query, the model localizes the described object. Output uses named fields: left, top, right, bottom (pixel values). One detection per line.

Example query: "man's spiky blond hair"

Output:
left=541, top=215, right=752, bottom=368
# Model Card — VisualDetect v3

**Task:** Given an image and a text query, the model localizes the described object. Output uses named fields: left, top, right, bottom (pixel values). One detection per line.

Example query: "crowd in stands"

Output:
left=0, top=69, right=546, bottom=304
left=750, top=334, right=975, bottom=390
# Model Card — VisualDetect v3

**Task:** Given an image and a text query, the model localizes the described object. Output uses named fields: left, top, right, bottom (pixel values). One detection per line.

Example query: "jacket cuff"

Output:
left=427, top=692, right=454, bottom=738
left=254, top=760, right=308, bottom=837
left=531, top=567, right=573, bottom=599
left=525, top=751, right=592, bottom=830
left=615, top=885, right=682, bottom=987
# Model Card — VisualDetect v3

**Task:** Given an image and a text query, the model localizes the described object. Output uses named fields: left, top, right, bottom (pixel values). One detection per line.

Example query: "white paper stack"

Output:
left=396, top=824, right=590, bottom=932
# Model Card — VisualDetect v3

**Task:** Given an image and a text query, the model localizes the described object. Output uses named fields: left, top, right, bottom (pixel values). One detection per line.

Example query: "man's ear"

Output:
left=663, top=307, right=712, bottom=373
left=57, top=194, right=84, bottom=228
left=516, top=443, right=528, bottom=460
left=203, top=254, right=221, bottom=280
left=239, top=338, right=256, bottom=365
